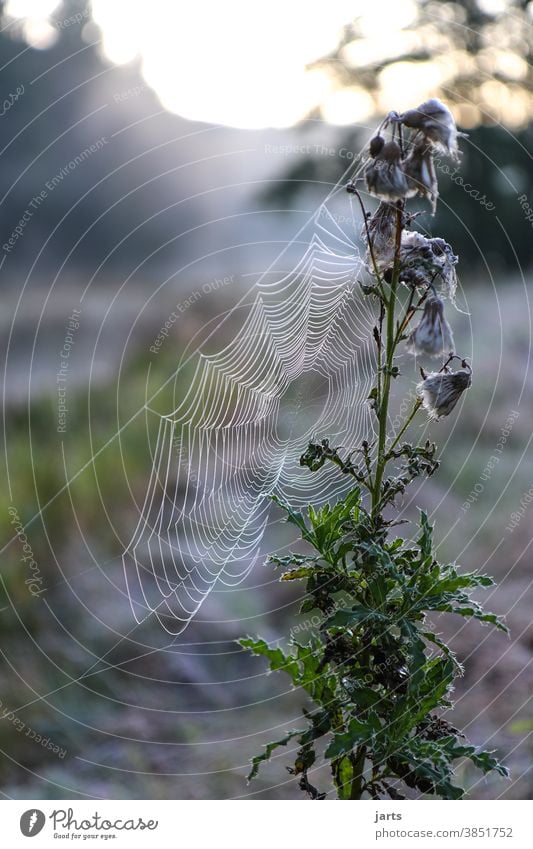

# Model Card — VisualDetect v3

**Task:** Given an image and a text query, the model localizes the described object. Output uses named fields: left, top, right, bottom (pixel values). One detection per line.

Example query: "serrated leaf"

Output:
left=325, top=718, right=370, bottom=758
left=306, top=488, right=362, bottom=556
left=238, top=637, right=300, bottom=682
left=299, top=708, right=332, bottom=744
left=269, top=553, right=316, bottom=569
left=449, top=607, right=508, bottom=632
left=270, top=494, right=314, bottom=545
left=340, top=683, right=382, bottom=710
left=425, top=569, right=495, bottom=596
left=280, top=566, right=315, bottom=581
left=441, top=739, right=508, bottom=777
left=299, top=598, right=317, bottom=614
left=403, top=621, right=426, bottom=689
left=294, top=641, right=337, bottom=703
left=323, top=604, right=387, bottom=630
left=422, top=630, right=461, bottom=669
left=247, top=730, right=303, bottom=781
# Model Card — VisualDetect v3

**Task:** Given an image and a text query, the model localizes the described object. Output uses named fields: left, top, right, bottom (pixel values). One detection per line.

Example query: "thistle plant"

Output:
left=240, top=100, right=508, bottom=800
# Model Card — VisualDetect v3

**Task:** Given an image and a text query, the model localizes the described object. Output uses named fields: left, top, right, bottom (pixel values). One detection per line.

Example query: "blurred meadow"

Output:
left=1, top=0, right=533, bottom=799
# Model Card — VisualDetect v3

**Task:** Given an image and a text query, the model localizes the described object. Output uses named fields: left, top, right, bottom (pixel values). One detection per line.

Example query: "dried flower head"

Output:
left=401, top=230, right=430, bottom=252
left=365, top=138, right=409, bottom=201
left=430, top=237, right=458, bottom=301
left=369, top=134, right=385, bottom=157
left=403, top=140, right=439, bottom=214
left=407, top=296, right=454, bottom=357
left=400, top=98, right=460, bottom=162
left=417, top=366, right=472, bottom=420
left=364, top=201, right=398, bottom=269
left=399, top=231, right=458, bottom=301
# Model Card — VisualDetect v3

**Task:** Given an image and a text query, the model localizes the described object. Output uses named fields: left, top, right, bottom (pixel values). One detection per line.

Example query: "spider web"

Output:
left=123, top=149, right=379, bottom=634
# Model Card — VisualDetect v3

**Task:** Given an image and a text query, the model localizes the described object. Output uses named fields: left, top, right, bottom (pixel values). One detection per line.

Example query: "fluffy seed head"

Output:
left=417, top=367, right=472, bottom=420
left=402, top=140, right=439, bottom=214
left=407, top=296, right=454, bottom=357
left=369, top=134, right=385, bottom=158
left=399, top=231, right=458, bottom=300
left=364, top=201, right=398, bottom=269
left=365, top=139, right=409, bottom=201
left=400, top=98, right=460, bottom=162
left=430, top=237, right=458, bottom=301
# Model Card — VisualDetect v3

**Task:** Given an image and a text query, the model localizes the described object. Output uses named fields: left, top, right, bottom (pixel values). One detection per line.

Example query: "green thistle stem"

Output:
left=350, top=745, right=367, bottom=799
left=372, top=204, right=403, bottom=517
left=388, top=398, right=423, bottom=455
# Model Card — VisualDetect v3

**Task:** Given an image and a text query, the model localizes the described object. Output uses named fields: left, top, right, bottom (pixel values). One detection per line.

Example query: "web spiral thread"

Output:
left=123, top=149, right=379, bottom=633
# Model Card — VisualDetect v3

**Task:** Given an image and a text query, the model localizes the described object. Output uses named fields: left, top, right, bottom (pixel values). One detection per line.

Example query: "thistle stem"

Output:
left=351, top=188, right=387, bottom=302
left=350, top=745, right=367, bottom=799
left=372, top=204, right=403, bottom=517
left=388, top=398, right=423, bottom=455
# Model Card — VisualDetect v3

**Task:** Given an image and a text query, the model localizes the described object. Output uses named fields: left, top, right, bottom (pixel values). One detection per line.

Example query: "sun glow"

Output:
left=90, top=0, right=354, bottom=128
left=90, top=0, right=418, bottom=128
left=9, top=0, right=529, bottom=129
left=5, top=0, right=61, bottom=48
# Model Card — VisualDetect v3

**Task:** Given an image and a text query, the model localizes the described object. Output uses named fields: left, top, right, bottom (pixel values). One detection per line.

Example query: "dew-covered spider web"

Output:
left=123, top=145, right=381, bottom=634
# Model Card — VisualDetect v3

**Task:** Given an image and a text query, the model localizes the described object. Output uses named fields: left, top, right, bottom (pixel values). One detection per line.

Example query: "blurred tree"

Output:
left=313, top=0, right=533, bottom=129
left=0, top=0, right=194, bottom=278
left=262, top=0, right=533, bottom=273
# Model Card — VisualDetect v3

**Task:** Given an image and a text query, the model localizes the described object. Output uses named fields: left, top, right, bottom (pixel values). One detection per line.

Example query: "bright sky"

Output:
left=4, top=0, right=419, bottom=128
left=89, top=0, right=385, bottom=128
left=5, top=0, right=529, bottom=129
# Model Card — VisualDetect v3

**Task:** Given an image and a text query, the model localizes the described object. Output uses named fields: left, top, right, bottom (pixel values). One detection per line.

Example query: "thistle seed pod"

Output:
left=402, top=141, right=439, bottom=215
left=401, top=230, right=432, bottom=254
left=365, top=140, right=409, bottom=201
left=430, top=237, right=458, bottom=301
left=407, top=296, right=454, bottom=357
left=399, top=231, right=436, bottom=287
left=399, top=231, right=458, bottom=301
left=400, top=98, right=460, bottom=162
left=369, top=134, right=385, bottom=158
left=417, top=367, right=472, bottom=420
left=364, top=201, right=397, bottom=269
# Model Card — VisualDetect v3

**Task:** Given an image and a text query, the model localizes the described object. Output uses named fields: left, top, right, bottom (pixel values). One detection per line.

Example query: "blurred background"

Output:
left=1, top=0, right=533, bottom=800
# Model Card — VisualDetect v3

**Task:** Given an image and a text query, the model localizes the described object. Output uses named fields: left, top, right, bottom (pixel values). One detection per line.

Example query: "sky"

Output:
left=3, top=0, right=420, bottom=127
left=91, top=0, right=368, bottom=128
left=4, top=0, right=531, bottom=129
